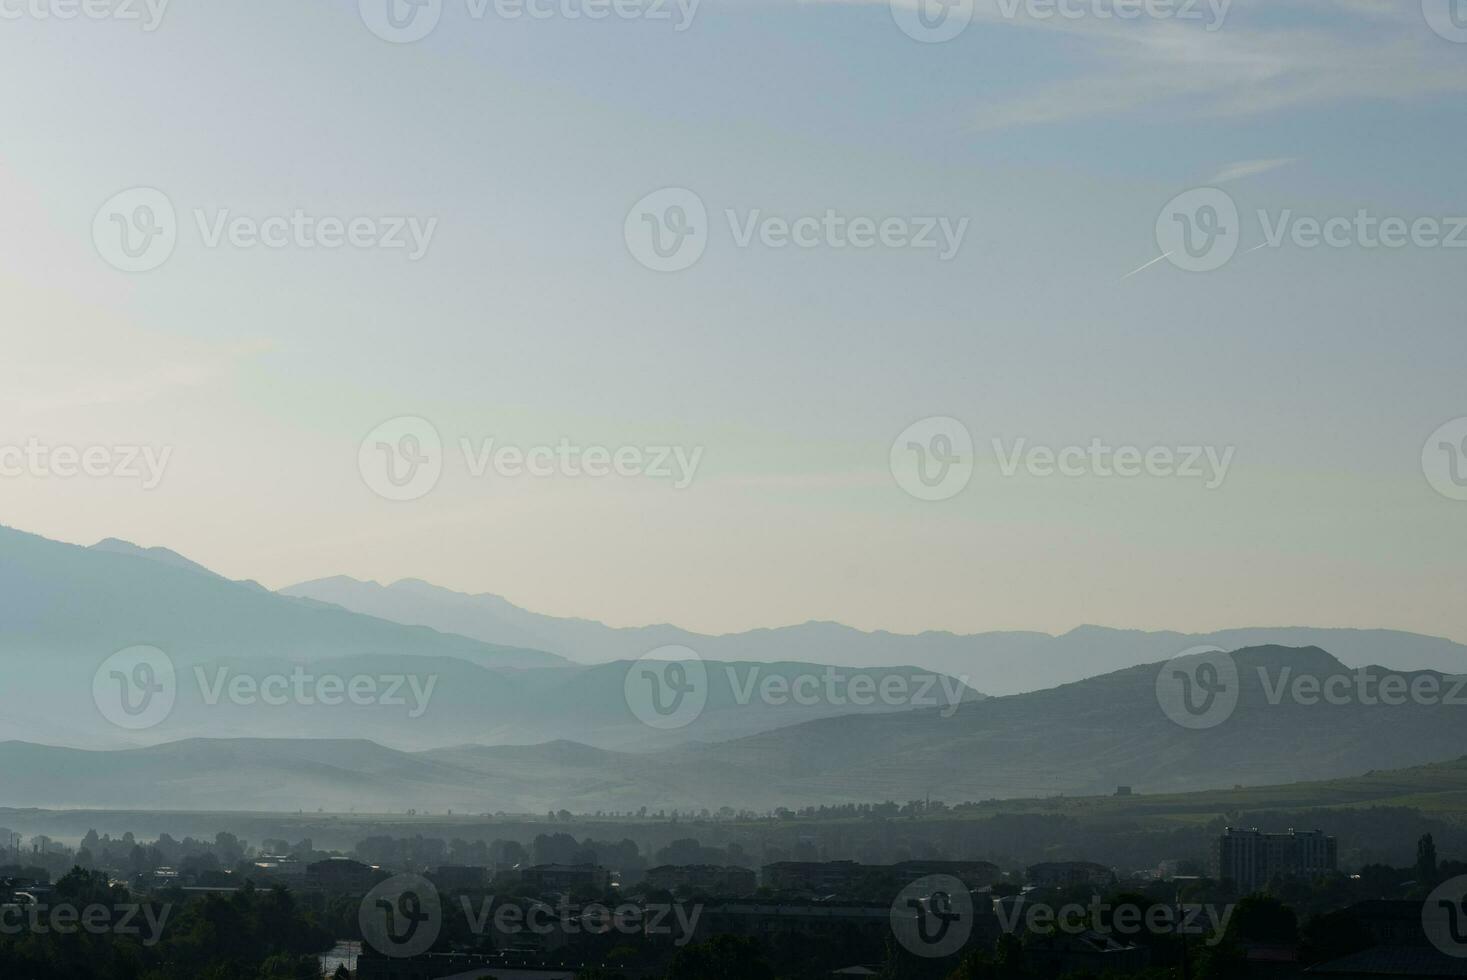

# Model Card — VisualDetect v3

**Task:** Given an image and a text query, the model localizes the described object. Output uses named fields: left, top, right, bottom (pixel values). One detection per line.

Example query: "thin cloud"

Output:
left=1207, top=158, right=1294, bottom=184
left=888, top=0, right=1467, bottom=131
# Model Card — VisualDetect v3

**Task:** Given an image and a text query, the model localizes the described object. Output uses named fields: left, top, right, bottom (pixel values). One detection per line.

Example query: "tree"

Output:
left=1228, top=894, right=1297, bottom=945
left=1417, top=833, right=1439, bottom=886
left=665, top=934, right=773, bottom=980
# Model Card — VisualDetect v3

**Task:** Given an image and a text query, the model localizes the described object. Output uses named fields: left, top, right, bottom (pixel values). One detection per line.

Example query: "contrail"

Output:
left=1121, top=252, right=1172, bottom=279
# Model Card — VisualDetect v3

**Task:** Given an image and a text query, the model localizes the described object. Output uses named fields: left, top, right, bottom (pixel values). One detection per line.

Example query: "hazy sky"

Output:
left=2, top=0, right=1465, bottom=640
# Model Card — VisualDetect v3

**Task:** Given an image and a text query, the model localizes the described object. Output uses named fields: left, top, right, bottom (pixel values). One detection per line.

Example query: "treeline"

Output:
left=0, top=869, right=332, bottom=980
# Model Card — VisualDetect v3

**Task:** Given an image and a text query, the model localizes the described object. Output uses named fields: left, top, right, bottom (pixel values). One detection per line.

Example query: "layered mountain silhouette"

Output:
left=3, top=645, right=1465, bottom=812
left=283, top=575, right=1467, bottom=694
left=0, top=525, right=976, bottom=749
left=0, top=525, right=561, bottom=671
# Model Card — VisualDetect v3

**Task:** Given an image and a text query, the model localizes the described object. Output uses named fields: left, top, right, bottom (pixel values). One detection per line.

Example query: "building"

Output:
left=1024, top=930, right=1150, bottom=975
left=250, top=856, right=306, bottom=885
left=1304, top=900, right=1467, bottom=977
left=643, top=864, right=757, bottom=896
left=355, top=947, right=577, bottom=980
left=519, top=863, right=611, bottom=894
left=888, top=860, right=1000, bottom=891
left=695, top=897, right=1004, bottom=952
left=762, top=861, right=866, bottom=894
left=305, top=857, right=380, bottom=894
left=431, top=865, right=489, bottom=891
left=1026, top=862, right=1116, bottom=889
left=694, top=901, right=897, bottom=946
left=1215, top=828, right=1337, bottom=893
left=761, top=859, right=999, bottom=896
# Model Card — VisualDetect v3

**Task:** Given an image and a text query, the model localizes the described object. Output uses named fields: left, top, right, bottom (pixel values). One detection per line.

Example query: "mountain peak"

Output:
left=89, top=537, right=221, bottom=578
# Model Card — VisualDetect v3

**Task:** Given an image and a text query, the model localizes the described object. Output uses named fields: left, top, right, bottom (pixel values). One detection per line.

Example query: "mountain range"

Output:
left=0, top=525, right=976, bottom=750
left=282, top=575, right=1467, bottom=695
left=6, top=521, right=1467, bottom=813
left=3, top=645, right=1464, bottom=813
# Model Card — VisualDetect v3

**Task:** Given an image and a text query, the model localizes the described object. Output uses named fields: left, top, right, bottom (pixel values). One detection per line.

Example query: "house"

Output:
left=1024, top=930, right=1150, bottom=976
left=518, top=863, right=611, bottom=894
left=305, top=857, right=380, bottom=894
left=643, top=864, right=757, bottom=896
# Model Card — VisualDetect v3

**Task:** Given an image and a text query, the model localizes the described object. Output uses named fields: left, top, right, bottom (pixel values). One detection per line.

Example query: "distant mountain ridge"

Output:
left=282, top=575, right=1467, bottom=695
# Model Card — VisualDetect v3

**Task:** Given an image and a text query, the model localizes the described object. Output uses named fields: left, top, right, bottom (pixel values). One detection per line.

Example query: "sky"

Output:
left=1, top=0, right=1465, bottom=640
